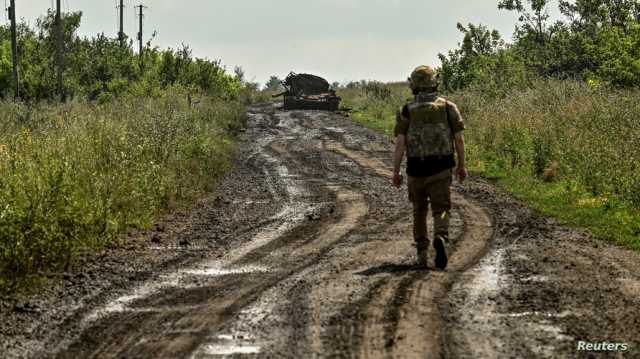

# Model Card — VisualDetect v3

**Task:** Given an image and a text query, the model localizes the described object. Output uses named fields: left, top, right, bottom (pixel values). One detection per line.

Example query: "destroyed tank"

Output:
left=273, top=72, right=341, bottom=111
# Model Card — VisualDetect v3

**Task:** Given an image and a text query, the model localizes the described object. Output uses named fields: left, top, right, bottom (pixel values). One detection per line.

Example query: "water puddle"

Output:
left=324, top=127, right=346, bottom=134
left=452, top=246, right=574, bottom=357
left=149, top=245, right=210, bottom=251
left=87, top=212, right=300, bottom=321
left=503, top=310, right=572, bottom=318
left=86, top=264, right=270, bottom=320
left=520, top=274, right=549, bottom=283
left=450, top=249, right=506, bottom=355
left=198, top=344, right=261, bottom=355
left=465, top=248, right=505, bottom=297
left=190, top=334, right=262, bottom=358
left=182, top=265, right=269, bottom=276
left=85, top=275, right=181, bottom=321
left=188, top=287, right=281, bottom=357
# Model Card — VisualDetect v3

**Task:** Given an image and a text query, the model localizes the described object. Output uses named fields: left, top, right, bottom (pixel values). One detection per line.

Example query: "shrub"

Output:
left=0, top=89, right=243, bottom=288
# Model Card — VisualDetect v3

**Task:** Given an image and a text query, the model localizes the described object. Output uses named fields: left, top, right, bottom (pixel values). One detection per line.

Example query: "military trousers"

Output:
left=407, top=169, right=452, bottom=250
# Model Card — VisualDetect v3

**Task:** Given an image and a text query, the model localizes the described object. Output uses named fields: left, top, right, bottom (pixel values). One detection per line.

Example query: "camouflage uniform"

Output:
left=394, top=67, right=465, bottom=267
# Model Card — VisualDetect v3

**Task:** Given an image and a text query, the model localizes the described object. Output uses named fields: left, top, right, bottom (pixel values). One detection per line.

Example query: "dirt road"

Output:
left=3, top=103, right=640, bottom=358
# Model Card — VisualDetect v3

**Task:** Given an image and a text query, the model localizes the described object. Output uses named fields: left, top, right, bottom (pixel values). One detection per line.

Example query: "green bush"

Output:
left=0, top=12, right=243, bottom=102
left=0, top=89, right=243, bottom=288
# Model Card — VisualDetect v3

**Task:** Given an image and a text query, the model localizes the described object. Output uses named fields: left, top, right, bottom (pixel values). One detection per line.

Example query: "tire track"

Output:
left=20, top=103, right=640, bottom=359
left=54, top=107, right=370, bottom=359
left=51, top=105, right=494, bottom=359
left=319, top=137, right=494, bottom=359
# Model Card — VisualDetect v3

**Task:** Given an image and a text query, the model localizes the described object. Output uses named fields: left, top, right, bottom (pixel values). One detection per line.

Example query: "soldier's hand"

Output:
left=456, top=166, right=468, bottom=183
left=392, top=173, right=403, bottom=188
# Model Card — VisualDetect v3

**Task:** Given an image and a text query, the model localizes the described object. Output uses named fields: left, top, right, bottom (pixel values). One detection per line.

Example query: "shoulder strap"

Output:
left=445, top=101, right=449, bottom=121
left=444, top=100, right=453, bottom=129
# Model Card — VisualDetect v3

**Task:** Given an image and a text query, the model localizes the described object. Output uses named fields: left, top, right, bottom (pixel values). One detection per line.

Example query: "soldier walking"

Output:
left=392, top=66, right=468, bottom=270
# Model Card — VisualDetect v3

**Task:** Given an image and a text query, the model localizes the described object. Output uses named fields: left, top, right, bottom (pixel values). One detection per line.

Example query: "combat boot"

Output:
left=433, top=235, right=448, bottom=270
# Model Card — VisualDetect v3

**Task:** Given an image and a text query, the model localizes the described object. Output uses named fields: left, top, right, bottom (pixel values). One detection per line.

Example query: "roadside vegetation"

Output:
left=339, top=0, right=640, bottom=249
left=0, top=10, right=262, bottom=102
left=0, top=12, right=264, bottom=290
left=0, top=94, right=246, bottom=289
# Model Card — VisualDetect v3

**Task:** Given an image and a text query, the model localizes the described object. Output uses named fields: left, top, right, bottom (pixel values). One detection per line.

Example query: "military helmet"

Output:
left=408, top=66, right=439, bottom=90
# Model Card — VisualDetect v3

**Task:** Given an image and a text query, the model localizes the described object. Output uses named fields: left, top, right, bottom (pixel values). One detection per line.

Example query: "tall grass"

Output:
left=339, top=80, right=640, bottom=248
left=339, top=82, right=411, bottom=136
left=0, top=90, right=244, bottom=288
left=456, top=81, right=640, bottom=205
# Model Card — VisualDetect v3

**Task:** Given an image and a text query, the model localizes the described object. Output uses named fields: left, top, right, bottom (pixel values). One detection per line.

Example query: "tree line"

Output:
left=0, top=10, right=243, bottom=102
left=439, top=0, right=640, bottom=94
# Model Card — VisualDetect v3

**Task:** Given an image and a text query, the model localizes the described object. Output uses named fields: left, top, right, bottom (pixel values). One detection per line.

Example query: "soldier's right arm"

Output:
left=394, top=105, right=410, bottom=138
left=392, top=107, right=409, bottom=187
left=446, top=101, right=465, bottom=134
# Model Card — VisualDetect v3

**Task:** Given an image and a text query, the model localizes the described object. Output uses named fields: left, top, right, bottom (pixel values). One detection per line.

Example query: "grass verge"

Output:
left=0, top=89, right=245, bottom=290
left=338, top=80, right=640, bottom=250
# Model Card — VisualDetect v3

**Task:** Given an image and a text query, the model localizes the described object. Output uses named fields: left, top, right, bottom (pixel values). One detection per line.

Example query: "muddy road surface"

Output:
left=3, top=103, right=640, bottom=358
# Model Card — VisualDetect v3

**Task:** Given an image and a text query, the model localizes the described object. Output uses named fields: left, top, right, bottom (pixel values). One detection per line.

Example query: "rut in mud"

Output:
left=35, top=103, right=492, bottom=359
left=4, top=103, right=640, bottom=359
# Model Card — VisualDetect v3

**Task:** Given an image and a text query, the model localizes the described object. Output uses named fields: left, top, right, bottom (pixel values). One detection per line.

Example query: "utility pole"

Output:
left=136, top=4, right=145, bottom=68
left=8, top=0, right=19, bottom=99
left=118, top=0, right=125, bottom=47
left=55, top=0, right=65, bottom=101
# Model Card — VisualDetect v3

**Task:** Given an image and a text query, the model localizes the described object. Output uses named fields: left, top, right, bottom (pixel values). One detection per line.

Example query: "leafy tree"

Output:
left=497, top=0, right=569, bottom=75
left=585, top=22, right=640, bottom=86
left=560, top=0, right=640, bottom=33
left=0, top=40, right=13, bottom=98
left=440, top=0, right=640, bottom=90
left=233, top=66, right=245, bottom=84
left=264, top=76, right=284, bottom=92
left=0, top=11, right=241, bottom=101
left=499, top=0, right=551, bottom=44
left=438, top=23, right=524, bottom=93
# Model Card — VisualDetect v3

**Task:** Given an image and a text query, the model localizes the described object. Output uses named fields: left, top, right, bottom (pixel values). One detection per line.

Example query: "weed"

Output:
left=0, top=89, right=243, bottom=289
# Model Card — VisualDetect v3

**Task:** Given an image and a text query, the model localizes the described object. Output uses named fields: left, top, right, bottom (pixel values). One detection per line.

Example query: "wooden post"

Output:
left=55, top=0, right=65, bottom=101
left=9, top=0, right=19, bottom=99
left=118, top=0, right=125, bottom=47
left=137, top=4, right=144, bottom=68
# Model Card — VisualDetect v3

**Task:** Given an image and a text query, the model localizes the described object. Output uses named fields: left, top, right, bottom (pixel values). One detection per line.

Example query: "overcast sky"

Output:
left=8, top=0, right=562, bottom=85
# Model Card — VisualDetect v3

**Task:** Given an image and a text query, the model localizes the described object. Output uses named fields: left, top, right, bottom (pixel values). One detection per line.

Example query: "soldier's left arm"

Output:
left=447, top=102, right=468, bottom=182
left=454, top=133, right=466, bottom=171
